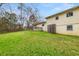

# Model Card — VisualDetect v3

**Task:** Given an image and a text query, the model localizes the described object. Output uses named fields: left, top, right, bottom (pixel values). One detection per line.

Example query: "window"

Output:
left=67, top=25, right=73, bottom=31
left=66, top=12, right=73, bottom=17
left=55, top=16, right=59, bottom=20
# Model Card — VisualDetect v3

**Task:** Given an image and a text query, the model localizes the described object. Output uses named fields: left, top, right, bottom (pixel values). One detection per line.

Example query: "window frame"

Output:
left=66, top=12, right=73, bottom=17
left=67, top=25, right=73, bottom=31
left=55, top=16, right=59, bottom=20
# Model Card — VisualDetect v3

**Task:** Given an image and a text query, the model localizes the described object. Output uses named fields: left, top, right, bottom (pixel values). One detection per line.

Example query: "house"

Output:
left=43, top=6, right=79, bottom=35
left=33, top=22, right=46, bottom=31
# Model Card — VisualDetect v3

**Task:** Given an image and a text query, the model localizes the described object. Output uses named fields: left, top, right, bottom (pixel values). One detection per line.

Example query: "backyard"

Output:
left=0, top=31, right=79, bottom=56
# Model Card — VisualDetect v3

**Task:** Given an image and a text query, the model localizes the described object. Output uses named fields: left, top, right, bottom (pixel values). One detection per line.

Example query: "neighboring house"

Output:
left=33, top=22, right=46, bottom=31
left=43, top=6, right=79, bottom=35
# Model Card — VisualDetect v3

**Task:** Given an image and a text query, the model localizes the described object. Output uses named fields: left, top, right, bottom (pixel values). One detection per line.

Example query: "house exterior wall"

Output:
left=36, top=24, right=43, bottom=27
left=44, top=7, right=79, bottom=35
left=34, top=24, right=43, bottom=30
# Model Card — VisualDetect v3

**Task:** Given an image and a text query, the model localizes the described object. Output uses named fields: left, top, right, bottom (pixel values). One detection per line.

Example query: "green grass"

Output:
left=0, top=31, right=79, bottom=56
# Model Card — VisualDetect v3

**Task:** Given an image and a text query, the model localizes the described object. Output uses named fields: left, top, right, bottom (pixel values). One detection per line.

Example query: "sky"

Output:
left=35, top=3, right=79, bottom=17
left=1, top=3, right=79, bottom=20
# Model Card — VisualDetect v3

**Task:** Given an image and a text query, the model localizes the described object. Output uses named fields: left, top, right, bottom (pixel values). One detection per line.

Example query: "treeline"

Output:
left=0, top=12, right=23, bottom=33
left=0, top=3, right=42, bottom=33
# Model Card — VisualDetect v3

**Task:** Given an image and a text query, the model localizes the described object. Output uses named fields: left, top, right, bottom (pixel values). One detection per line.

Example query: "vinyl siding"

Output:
left=44, top=7, right=79, bottom=35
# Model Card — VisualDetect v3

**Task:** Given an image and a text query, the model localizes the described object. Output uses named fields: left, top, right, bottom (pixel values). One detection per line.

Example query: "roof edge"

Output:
left=45, top=6, right=79, bottom=19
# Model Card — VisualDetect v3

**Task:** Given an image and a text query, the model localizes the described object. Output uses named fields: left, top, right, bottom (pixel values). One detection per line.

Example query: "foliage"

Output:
left=0, top=3, right=42, bottom=33
left=0, top=3, right=24, bottom=32
left=18, top=3, right=41, bottom=29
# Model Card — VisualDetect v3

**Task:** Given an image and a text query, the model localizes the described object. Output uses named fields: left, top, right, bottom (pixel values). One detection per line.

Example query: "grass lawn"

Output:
left=0, top=31, right=79, bottom=56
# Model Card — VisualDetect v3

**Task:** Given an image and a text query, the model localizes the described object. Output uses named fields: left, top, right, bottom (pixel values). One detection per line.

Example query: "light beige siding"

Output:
left=36, top=24, right=43, bottom=28
left=44, top=7, right=79, bottom=35
left=43, top=23, right=48, bottom=31
left=56, top=24, right=79, bottom=35
left=34, top=24, right=43, bottom=31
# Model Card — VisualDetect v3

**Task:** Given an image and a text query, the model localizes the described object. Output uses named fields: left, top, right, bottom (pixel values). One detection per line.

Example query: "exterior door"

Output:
left=47, top=24, right=56, bottom=33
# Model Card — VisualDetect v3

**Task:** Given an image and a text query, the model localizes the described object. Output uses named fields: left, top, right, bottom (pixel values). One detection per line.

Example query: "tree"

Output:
left=0, top=3, right=24, bottom=33
left=17, top=3, right=41, bottom=30
left=0, top=11, right=17, bottom=32
left=0, top=3, right=41, bottom=33
left=18, top=3, right=25, bottom=26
